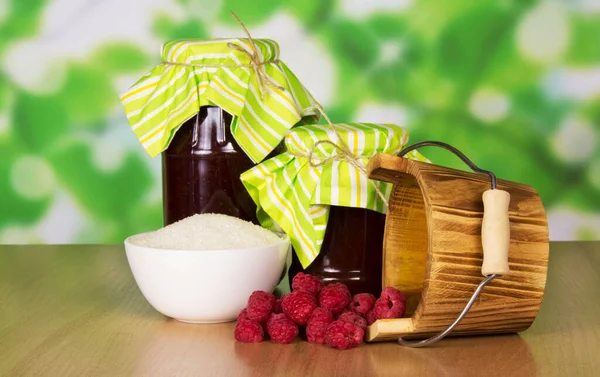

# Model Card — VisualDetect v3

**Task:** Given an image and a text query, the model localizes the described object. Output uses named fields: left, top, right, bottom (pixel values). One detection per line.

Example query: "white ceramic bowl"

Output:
left=124, top=233, right=290, bottom=323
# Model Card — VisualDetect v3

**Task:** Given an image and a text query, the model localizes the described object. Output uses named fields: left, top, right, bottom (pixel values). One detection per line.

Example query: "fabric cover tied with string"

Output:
left=120, top=37, right=319, bottom=163
left=240, top=123, right=428, bottom=268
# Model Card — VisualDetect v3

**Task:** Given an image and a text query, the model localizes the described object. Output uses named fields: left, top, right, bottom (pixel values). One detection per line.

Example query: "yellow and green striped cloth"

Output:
left=240, top=123, right=428, bottom=268
left=120, top=38, right=319, bottom=162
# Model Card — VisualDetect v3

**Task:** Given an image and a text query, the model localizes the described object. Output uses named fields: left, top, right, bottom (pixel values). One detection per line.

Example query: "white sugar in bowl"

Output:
left=124, top=216, right=290, bottom=324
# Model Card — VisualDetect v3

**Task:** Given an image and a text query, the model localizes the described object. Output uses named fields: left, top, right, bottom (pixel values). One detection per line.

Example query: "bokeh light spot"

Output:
left=10, top=156, right=57, bottom=200
left=551, top=115, right=597, bottom=164
left=354, top=103, right=411, bottom=127
left=468, top=87, right=511, bottom=124
left=517, top=2, right=570, bottom=63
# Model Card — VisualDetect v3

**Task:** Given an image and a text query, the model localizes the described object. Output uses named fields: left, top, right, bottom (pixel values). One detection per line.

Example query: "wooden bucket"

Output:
left=365, top=154, right=549, bottom=342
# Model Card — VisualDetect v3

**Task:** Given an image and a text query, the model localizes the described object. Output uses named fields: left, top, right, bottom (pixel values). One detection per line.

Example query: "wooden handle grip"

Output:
left=481, top=189, right=510, bottom=276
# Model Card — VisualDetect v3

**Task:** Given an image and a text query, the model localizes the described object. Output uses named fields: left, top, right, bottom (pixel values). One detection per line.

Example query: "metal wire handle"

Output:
left=398, top=141, right=497, bottom=190
left=395, top=141, right=499, bottom=347
left=397, top=274, right=499, bottom=347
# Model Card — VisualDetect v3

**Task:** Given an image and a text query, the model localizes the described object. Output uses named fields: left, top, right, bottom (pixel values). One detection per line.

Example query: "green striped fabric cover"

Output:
left=241, top=123, right=428, bottom=268
left=120, top=38, right=319, bottom=162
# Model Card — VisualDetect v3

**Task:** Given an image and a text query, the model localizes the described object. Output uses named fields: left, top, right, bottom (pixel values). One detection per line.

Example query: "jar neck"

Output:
left=164, top=106, right=239, bottom=156
left=192, top=106, right=235, bottom=155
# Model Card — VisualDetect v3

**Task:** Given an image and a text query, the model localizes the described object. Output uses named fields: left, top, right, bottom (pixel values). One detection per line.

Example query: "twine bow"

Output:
left=162, top=11, right=284, bottom=99
left=227, top=12, right=285, bottom=98
left=295, top=104, right=390, bottom=209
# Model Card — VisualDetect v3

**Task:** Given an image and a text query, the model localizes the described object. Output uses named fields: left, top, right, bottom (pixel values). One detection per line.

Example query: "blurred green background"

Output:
left=0, top=0, right=599, bottom=244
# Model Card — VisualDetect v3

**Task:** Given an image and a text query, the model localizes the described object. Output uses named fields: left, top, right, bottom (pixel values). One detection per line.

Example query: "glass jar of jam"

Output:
left=288, top=206, right=386, bottom=296
left=162, top=106, right=259, bottom=226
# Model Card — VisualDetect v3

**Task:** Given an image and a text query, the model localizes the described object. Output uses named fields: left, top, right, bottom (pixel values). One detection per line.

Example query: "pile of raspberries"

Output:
left=234, top=272, right=406, bottom=350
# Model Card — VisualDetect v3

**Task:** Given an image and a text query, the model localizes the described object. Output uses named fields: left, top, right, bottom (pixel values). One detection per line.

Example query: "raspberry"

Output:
left=291, top=272, right=322, bottom=295
left=373, top=286, right=406, bottom=320
left=265, top=313, right=299, bottom=344
left=234, top=320, right=264, bottom=343
left=319, top=283, right=351, bottom=313
left=246, top=291, right=277, bottom=322
left=337, top=311, right=367, bottom=330
left=366, top=310, right=376, bottom=325
left=306, top=308, right=333, bottom=344
left=237, top=308, right=251, bottom=322
left=324, top=320, right=364, bottom=350
left=282, top=291, right=318, bottom=325
left=310, top=307, right=334, bottom=323
left=348, top=293, right=377, bottom=317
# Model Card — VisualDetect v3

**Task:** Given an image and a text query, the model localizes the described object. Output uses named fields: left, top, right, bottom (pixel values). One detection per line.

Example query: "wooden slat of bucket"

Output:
left=366, top=154, right=549, bottom=342
left=381, top=175, right=428, bottom=316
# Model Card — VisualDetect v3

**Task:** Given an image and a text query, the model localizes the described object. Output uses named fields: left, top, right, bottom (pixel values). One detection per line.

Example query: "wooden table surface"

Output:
left=0, top=242, right=599, bottom=377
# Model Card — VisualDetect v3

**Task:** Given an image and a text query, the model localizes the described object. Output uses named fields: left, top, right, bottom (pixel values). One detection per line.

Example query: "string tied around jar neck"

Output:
left=293, top=104, right=391, bottom=209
